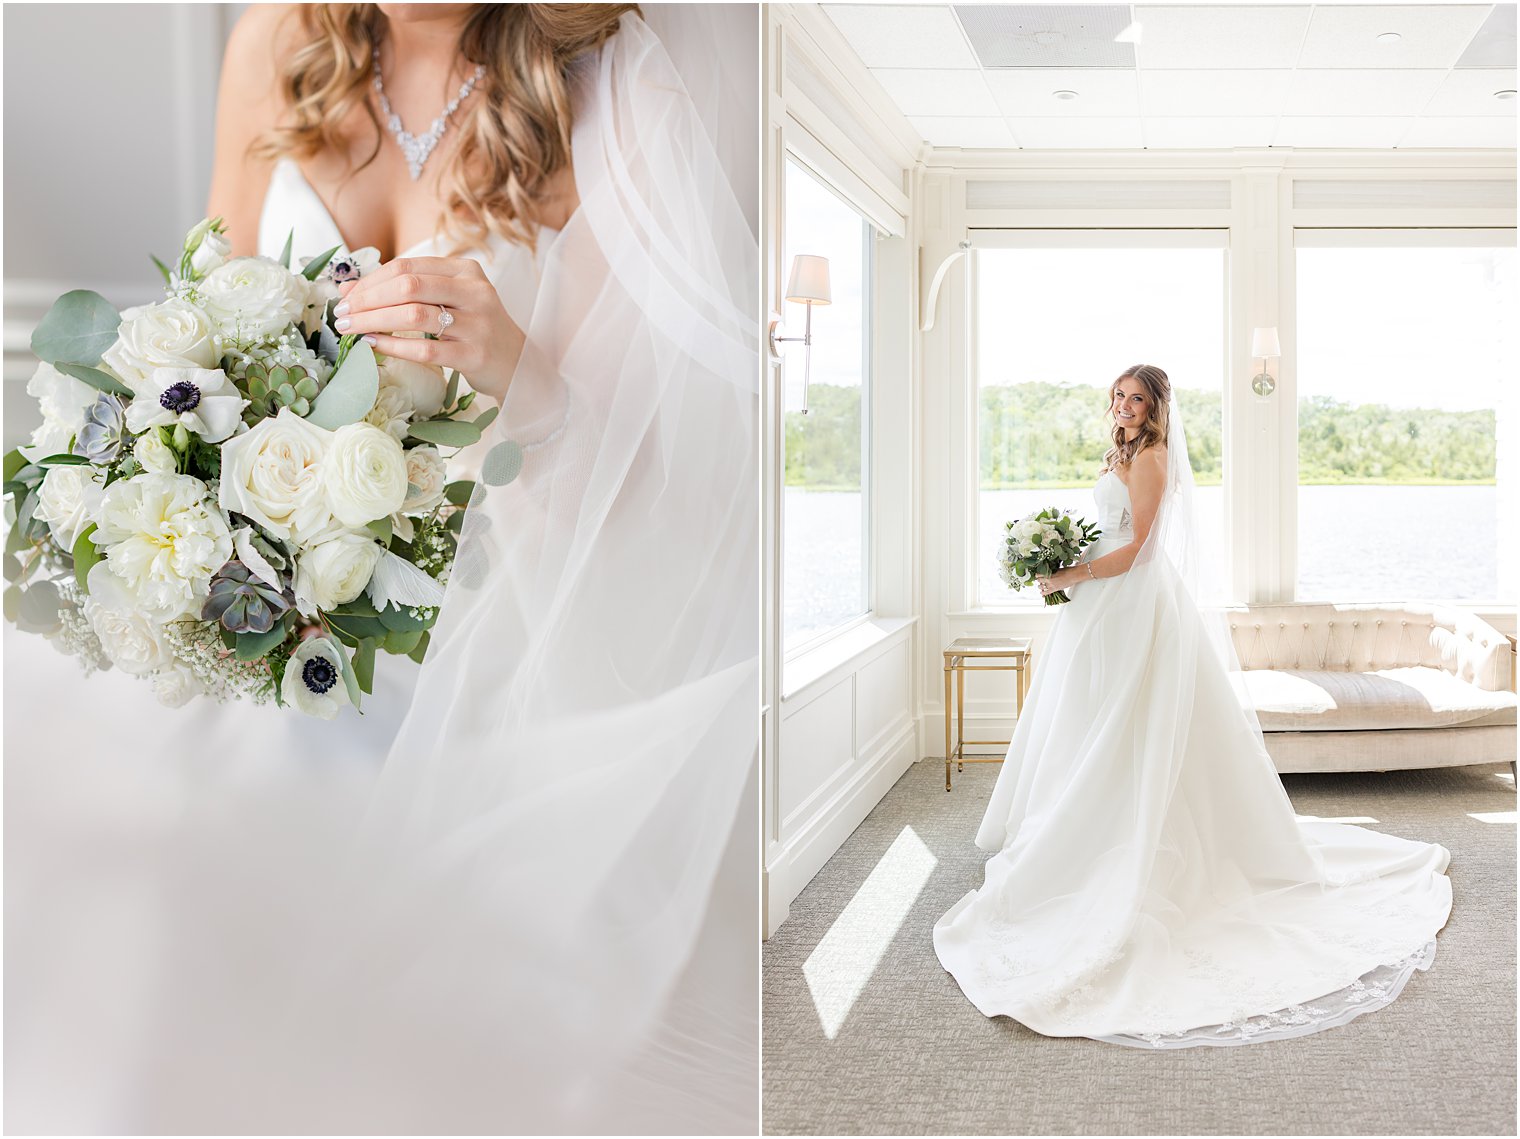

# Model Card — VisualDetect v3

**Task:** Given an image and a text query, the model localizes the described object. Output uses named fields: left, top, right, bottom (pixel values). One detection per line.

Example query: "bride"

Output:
left=934, top=364, right=1452, bottom=1048
left=5, top=3, right=757, bottom=1132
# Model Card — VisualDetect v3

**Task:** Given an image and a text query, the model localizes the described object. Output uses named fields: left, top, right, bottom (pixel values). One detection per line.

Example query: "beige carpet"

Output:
left=763, top=760, right=1517, bottom=1136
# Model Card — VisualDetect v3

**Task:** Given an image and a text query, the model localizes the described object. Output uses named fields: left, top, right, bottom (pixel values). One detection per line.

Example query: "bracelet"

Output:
left=1085, top=562, right=1096, bottom=581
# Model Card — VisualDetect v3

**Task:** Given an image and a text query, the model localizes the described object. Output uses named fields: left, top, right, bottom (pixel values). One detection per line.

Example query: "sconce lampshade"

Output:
left=785, top=254, right=831, bottom=306
left=1250, top=326, right=1281, bottom=358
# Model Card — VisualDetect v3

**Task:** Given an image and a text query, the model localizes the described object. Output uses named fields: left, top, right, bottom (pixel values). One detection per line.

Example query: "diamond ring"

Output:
left=436, top=305, right=454, bottom=335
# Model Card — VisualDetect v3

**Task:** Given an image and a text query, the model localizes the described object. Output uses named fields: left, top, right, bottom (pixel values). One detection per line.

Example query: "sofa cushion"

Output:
left=1234, top=666, right=1518, bottom=732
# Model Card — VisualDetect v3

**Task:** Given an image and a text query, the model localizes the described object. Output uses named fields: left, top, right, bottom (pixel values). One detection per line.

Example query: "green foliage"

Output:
left=306, top=340, right=378, bottom=429
left=783, top=381, right=1497, bottom=490
left=30, top=290, right=120, bottom=367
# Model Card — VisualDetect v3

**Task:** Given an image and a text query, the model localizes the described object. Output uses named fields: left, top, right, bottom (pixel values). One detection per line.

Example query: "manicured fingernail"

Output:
left=333, top=299, right=350, bottom=316
left=335, top=316, right=352, bottom=331
left=362, top=335, right=378, bottom=346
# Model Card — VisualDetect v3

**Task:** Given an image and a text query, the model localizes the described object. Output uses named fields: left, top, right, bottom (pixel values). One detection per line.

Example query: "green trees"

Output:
left=781, top=381, right=1497, bottom=489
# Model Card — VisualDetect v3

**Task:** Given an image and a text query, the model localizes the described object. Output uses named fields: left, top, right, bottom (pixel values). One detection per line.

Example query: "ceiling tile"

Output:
left=985, top=69, right=1140, bottom=117
left=820, top=5, right=979, bottom=69
left=1400, top=117, right=1520, bottom=147
left=1012, top=117, right=1145, bottom=148
left=1422, top=70, right=1520, bottom=117
left=1140, top=70, right=1293, bottom=117
left=909, top=116, right=1019, bottom=148
left=1456, top=4, right=1517, bottom=69
left=1274, top=117, right=1411, bottom=148
left=1131, top=6, right=1311, bottom=70
left=1144, top=117, right=1277, bottom=148
left=1297, top=5, right=1492, bottom=70
left=953, top=4, right=1136, bottom=69
left=1285, top=69, right=1447, bottom=117
left=871, top=68, right=999, bottom=117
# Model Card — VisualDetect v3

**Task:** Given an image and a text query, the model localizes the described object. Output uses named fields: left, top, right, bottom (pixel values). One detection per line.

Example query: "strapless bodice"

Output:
left=1094, top=469, right=1134, bottom=545
left=256, top=156, right=556, bottom=332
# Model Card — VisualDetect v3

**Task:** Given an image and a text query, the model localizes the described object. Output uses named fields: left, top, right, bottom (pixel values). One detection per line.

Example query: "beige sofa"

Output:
left=1223, top=603, right=1517, bottom=776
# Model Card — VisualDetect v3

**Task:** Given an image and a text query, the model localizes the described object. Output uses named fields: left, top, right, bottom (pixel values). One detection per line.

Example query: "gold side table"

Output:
left=943, top=636, right=1032, bottom=791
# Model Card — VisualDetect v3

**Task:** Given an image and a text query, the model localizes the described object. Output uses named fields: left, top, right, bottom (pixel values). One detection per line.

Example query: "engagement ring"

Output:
left=437, top=305, right=454, bottom=335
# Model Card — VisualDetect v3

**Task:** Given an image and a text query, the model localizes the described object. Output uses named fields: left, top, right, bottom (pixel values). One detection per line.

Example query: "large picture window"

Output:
left=1295, top=234, right=1516, bottom=604
left=974, top=235, right=1227, bottom=605
left=782, top=157, right=873, bottom=650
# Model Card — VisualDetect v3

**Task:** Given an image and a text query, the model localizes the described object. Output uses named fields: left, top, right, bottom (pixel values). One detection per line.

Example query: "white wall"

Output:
left=3, top=3, right=239, bottom=446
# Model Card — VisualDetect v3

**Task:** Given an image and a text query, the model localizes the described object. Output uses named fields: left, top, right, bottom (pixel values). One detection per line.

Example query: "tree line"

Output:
left=784, top=382, right=1497, bottom=489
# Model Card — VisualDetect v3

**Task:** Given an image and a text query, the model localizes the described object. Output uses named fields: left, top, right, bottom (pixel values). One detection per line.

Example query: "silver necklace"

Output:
left=372, top=47, right=485, bottom=181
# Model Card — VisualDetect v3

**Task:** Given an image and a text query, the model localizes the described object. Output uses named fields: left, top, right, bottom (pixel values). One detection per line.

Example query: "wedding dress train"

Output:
left=934, top=462, right=1452, bottom=1049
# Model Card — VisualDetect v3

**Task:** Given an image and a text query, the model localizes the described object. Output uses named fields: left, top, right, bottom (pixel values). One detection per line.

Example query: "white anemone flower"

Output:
left=126, top=367, right=248, bottom=444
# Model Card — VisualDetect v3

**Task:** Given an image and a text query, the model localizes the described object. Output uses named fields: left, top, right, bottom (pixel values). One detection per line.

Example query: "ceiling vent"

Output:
left=952, top=5, right=1136, bottom=69
left=1455, top=3, right=1517, bottom=69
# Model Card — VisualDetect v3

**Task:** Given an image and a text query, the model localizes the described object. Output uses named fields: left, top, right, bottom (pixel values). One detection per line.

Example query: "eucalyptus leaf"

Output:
left=366, top=516, right=393, bottom=544
left=407, top=418, right=483, bottom=448
left=326, top=613, right=386, bottom=642
left=2, top=450, right=26, bottom=483
left=354, top=637, right=376, bottom=695
left=301, top=245, right=342, bottom=281
left=378, top=603, right=427, bottom=634
left=306, top=340, right=380, bottom=429
left=482, top=440, right=524, bottom=487
left=334, top=639, right=364, bottom=711
left=472, top=405, right=499, bottom=433
left=443, top=370, right=461, bottom=410
left=3, top=584, right=19, bottom=622
left=71, top=524, right=102, bottom=592
left=279, top=229, right=294, bottom=270
left=330, top=593, right=380, bottom=619
left=56, top=363, right=132, bottom=398
left=407, top=629, right=431, bottom=664
left=16, top=579, right=62, bottom=635
left=31, top=290, right=121, bottom=367
left=382, top=628, right=423, bottom=655
left=3, top=553, right=22, bottom=583
left=234, top=625, right=288, bottom=661
left=443, top=480, right=476, bottom=507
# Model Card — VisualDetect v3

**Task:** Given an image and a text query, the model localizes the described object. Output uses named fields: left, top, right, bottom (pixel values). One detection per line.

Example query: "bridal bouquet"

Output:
left=998, top=507, right=1101, bottom=606
left=3, top=218, right=520, bottom=717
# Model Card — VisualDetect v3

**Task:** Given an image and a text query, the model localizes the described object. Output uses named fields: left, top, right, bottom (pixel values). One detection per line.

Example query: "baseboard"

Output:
left=765, top=718, right=917, bottom=935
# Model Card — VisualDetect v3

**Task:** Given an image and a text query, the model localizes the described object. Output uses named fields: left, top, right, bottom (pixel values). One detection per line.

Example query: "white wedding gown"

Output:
left=934, top=468, right=1453, bottom=1048
left=5, top=8, right=758, bottom=1133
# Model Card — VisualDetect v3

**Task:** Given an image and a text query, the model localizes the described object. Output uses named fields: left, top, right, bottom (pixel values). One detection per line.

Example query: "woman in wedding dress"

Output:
left=934, top=364, right=1452, bottom=1048
left=5, top=4, right=757, bottom=1132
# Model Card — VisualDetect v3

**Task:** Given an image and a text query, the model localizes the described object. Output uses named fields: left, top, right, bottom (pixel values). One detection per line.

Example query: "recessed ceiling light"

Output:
left=1376, top=31, right=1403, bottom=44
left=1496, top=89, right=1518, bottom=100
left=1053, top=90, right=1079, bottom=101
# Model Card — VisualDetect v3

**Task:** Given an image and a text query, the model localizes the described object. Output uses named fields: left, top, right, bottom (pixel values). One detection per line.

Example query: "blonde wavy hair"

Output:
left=252, top=4, right=637, bottom=250
left=1100, top=363, right=1171, bottom=473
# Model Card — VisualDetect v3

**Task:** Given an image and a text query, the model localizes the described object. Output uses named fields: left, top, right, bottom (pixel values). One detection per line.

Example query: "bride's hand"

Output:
left=1037, top=568, right=1075, bottom=597
left=332, top=256, right=526, bottom=402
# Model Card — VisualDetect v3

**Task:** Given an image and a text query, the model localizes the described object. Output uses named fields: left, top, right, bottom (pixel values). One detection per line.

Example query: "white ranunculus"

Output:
left=363, top=376, right=415, bottom=441
left=281, top=635, right=352, bottom=719
left=218, top=409, right=335, bottom=544
left=197, top=256, right=308, bottom=341
left=100, top=298, right=218, bottom=390
left=189, top=229, right=232, bottom=276
left=293, top=529, right=384, bottom=614
left=93, top=472, right=233, bottom=619
left=33, top=464, right=107, bottom=549
left=378, top=355, right=447, bottom=420
left=20, top=362, right=98, bottom=462
left=401, top=445, right=448, bottom=515
left=324, top=422, right=409, bottom=527
left=126, top=366, right=248, bottom=443
left=84, top=562, right=173, bottom=675
left=133, top=430, right=178, bottom=474
left=152, top=663, right=204, bottom=708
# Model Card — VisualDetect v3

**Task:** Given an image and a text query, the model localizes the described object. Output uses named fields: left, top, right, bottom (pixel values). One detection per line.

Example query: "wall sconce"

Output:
left=1250, top=326, right=1280, bottom=396
left=768, top=254, right=831, bottom=414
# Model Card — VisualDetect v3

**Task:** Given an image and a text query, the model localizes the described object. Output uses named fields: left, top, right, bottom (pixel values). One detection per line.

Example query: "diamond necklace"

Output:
left=372, top=47, right=486, bottom=181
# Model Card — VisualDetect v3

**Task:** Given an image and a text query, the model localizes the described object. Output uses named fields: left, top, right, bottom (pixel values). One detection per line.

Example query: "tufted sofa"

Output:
left=1222, top=603, right=1517, bottom=776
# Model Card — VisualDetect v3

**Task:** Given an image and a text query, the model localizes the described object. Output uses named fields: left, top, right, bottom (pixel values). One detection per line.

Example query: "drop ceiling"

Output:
left=817, top=3, right=1518, bottom=149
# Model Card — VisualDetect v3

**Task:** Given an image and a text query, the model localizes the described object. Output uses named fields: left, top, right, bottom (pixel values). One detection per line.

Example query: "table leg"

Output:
left=944, top=660, right=953, bottom=792
left=956, top=662, right=965, bottom=774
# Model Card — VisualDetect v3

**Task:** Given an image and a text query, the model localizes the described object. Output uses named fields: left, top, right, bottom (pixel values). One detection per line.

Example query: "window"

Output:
left=782, top=157, right=872, bottom=650
left=974, top=235, right=1228, bottom=605
left=1295, top=235, right=1516, bottom=604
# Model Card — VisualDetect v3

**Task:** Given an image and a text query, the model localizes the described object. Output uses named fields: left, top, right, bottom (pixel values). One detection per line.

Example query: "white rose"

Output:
left=378, top=355, right=447, bottom=420
left=281, top=636, right=352, bottom=719
left=152, top=664, right=204, bottom=708
left=293, top=529, right=384, bottom=615
left=197, top=256, right=308, bottom=341
left=20, top=362, right=97, bottom=462
left=218, top=409, right=335, bottom=544
left=84, top=562, right=173, bottom=675
left=189, top=229, right=232, bottom=276
left=93, top=472, right=233, bottom=619
left=133, top=430, right=178, bottom=474
left=126, top=366, right=248, bottom=443
left=363, top=375, right=415, bottom=440
left=100, top=298, right=218, bottom=390
left=33, top=464, right=107, bottom=549
left=324, top=422, right=409, bottom=527
left=401, top=445, right=448, bottom=515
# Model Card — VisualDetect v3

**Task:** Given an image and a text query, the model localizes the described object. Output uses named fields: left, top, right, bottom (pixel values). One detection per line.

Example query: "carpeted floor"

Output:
left=763, top=760, right=1517, bottom=1136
